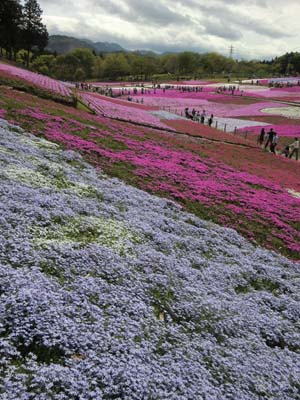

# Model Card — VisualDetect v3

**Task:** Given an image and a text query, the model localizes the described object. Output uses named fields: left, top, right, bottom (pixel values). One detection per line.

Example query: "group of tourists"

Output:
left=257, top=128, right=299, bottom=160
left=75, top=82, right=93, bottom=91
left=268, top=80, right=300, bottom=88
left=185, top=108, right=214, bottom=126
left=177, top=86, right=204, bottom=93
left=215, top=85, right=242, bottom=96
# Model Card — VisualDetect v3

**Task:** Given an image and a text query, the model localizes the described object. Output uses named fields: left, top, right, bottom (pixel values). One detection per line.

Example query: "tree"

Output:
left=92, top=56, right=104, bottom=79
left=0, top=0, right=23, bottom=59
left=53, top=48, right=95, bottom=80
left=160, top=54, right=179, bottom=74
left=202, top=53, right=234, bottom=76
left=16, top=49, right=33, bottom=66
left=131, top=55, right=157, bottom=79
left=67, top=48, right=95, bottom=77
left=54, top=54, right=78, bottom=80
left=102, top=53, right=130, bottom=79
left=31, top=54, right=56, bottom=75
left=74, top=68, right=86, bottom=82
left=178, top=52, right=199, bottom=74
left=21, top=0, right=48, bottom=67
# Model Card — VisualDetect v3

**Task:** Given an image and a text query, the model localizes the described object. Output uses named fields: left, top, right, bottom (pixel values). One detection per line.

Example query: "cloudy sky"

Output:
left=38, top=0, right=300, bottom=59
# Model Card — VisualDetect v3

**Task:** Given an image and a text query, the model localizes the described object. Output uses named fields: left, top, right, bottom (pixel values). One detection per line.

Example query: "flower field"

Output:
left=0, top=62, right=71, bottom=97
left=120, top=85, right=300, bottom=140
left=0, top=85, right=300, bottom=259
left=1, top=118, right=300, bottom=399
left=80, top=92, right=169, bottom=129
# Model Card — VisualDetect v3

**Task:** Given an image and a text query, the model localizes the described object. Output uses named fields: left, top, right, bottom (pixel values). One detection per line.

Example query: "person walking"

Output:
left=193, top=111, right=200, bottom=122
left=208, top=114, right=214, bottom=127
left=257, top=128, right=265, bottom=145
left=288, top=137, right=299, bottom=160
left=200, top=110, right=206, bottom=124
left=270, top=132, right=278, bottom=154
left=281, top=145, right=290, bottom=158
left=264, top=128, right=275, bottom=150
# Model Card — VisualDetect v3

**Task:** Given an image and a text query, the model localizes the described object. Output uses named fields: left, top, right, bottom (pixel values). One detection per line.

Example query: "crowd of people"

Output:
left=75, top=82, right=93, bottom=91
left=184, top=108, right=214, bottom=126
left=257, top=128, right=299, bottom=160
left=215, top=85, right=242, bottom=96
left=268, top=80, right=300, bottom=88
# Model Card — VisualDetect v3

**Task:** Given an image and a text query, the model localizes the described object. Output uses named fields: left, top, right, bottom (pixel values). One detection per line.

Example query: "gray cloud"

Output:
left=39, top=0, right=300, bottom=59
left=202, top=19, right=242, bottom=41
left=91, top=0, right=191, bottom=25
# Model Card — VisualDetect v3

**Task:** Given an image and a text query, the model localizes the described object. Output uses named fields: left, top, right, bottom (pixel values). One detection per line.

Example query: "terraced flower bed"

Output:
left=0, top=62, right=71, bottom=97
left=80, top=92, right=169, bottom=129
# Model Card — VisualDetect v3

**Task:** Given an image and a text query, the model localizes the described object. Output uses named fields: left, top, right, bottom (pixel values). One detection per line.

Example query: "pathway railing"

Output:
left=158, top=106, right=251, bottom=140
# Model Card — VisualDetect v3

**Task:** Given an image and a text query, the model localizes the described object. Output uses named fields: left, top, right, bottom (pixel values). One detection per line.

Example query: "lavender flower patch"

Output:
left=149, top=110, right=186, bottom=120
left=213, top=117, right=270, bottom=132
left=0, top=118, right=300, bottom=399
left=262, top=106, right=300, bottom=119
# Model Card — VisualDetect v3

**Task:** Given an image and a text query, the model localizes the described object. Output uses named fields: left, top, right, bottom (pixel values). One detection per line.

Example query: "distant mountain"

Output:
left=132, top=50, right=159, bottom=56
left=46, top=35, right=125, bottom=54
left=82, top=39, right=124, bottom=53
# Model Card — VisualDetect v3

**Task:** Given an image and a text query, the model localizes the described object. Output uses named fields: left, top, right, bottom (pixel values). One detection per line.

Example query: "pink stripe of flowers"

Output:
left=0, top=62, right=71, bottom=97
left=80, top=93, right=170, bottom=129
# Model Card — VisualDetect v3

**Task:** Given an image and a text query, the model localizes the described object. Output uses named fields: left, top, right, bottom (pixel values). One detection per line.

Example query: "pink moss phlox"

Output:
left=0, top=62, right=71, bottom=97
left=80, top=93, right=169, bottom=129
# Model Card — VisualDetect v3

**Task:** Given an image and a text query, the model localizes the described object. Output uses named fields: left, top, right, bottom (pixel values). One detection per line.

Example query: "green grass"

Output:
left=77, top=99, right=94, bottom=113
left=39, top=260, right=66, bottom=285
left=95, top=136, right=128, bottom=151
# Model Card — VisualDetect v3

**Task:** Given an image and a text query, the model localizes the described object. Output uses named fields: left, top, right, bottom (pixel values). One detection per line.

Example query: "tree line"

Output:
left=29, top=49, right=300, bottom=82
left=0, top=0, right=48, bottom=66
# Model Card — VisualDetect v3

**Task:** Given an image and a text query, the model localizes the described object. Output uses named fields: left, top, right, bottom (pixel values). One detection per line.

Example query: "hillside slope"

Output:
left=0, top=118, right=300, bottom=399
left=0, top=83, right=299, bottom=259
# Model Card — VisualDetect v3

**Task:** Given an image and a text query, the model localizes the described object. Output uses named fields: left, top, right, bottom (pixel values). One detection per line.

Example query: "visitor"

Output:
left=257, top=128, right=265, bottom=145
left=288, top=137, right=299, bottom=160
left=185, top=107, right=193, bottom=119
left=201, top=110, right=206, bottom=124
left=208, top=114, right=213, bottom=127
left=270, top=133, right=278, bottom=154
left=193, top=112, right=199, bottom=122
left=264, top=128, right=275, bottom=150
left=281, top=145, right=290, bottom=158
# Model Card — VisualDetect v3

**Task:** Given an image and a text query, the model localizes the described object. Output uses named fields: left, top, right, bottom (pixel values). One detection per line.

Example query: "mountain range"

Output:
left=46, top=35, right=125, bottom=54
